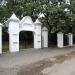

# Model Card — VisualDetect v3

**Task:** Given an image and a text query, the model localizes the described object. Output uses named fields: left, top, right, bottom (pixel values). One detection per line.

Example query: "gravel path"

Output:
left=42, top=52, right=75, bottom=75
left=18, top=50, right=75, bottom=75
left=0, top=47, right=75, bottom=75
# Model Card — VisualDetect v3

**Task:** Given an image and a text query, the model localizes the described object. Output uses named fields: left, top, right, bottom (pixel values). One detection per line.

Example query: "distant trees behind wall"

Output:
left=0, top=0, right=75, bottom=33
left=0, top=0, right=75, bottom=46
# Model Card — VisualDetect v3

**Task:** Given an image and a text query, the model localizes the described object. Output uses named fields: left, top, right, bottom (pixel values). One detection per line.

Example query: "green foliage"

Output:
left=39, top=4, right=73, bottom=33
left=71, top=0, right=75, bottom=14
left=0, top=0, right=75, bottom=34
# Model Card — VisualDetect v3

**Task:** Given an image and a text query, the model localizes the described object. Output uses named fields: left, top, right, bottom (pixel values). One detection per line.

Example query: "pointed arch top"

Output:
left=10, top=13, right=19, bottom=21
left=42, top=27, right=48, bottom=31
left=20, top=16, right=34, bottom=25
left=0, top=23, right=3, bottom=26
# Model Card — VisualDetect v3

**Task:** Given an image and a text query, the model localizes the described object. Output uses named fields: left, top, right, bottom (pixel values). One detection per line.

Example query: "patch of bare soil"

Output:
left=17, top=51, right=75, bottom=75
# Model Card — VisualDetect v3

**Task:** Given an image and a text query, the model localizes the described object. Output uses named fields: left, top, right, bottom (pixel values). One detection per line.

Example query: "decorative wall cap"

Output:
left=10, top=13, right=19, bottom=21
left=68, top=33, right=72, bottom=35
left=42, top=27, right=48, bottom=31
left=34, top=19, right=42, bottom=25
left=6, top=13, right=20, bottom=27
left=57, top=32, right=63, bottom=34
left=19, top=16, right=33, bottom=25
left=0, top=23, right=3, bottom=27
left=38, top=13, right=45, bottom=18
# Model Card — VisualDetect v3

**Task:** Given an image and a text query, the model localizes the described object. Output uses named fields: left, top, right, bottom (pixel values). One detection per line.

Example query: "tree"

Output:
left=71, top=0, right=75, bottom=14
left=0, top=0, right=74, bottom=34
left=39, top=3, right=73, bottom=34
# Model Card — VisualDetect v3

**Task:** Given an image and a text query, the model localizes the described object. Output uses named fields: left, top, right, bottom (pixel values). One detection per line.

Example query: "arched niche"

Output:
left=19, top=31, right=34, bottom=50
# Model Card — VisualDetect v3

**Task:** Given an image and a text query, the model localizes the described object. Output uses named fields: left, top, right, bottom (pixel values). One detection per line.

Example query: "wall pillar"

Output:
left=57, top=32, right=63, bottom=48
left=34, top=19, right=42, bottom=49
left=68, top=33, right=73, bottom=46
left=0, top=23, right=2, bottom=54
left=42, top=27, right=48, bottom=48
left=8, top=13, right=19, bottom=52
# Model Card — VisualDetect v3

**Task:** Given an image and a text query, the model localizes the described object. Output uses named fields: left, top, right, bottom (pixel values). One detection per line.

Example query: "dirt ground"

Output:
left=17, top=51, right=75, bottom=75
left=0, top=47, right=75, bottom=75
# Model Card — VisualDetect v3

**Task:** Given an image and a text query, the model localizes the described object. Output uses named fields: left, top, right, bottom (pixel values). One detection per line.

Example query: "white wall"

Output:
left=34, top=19, right=42, bottom=49
left=19, top=16, right=34, bottom=32
left=8, top=14, right=19, bottom=52
left=68, top=33, right=73, bottom=46
left=0, top=25, right=2, bottom=54
left=42, top=27, right=48, bottom=48
left=57, top=32, right=63, bottom=48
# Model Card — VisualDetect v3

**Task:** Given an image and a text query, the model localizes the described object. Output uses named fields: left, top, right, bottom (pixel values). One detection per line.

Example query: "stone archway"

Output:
left=0, top=13, right=48, bottom=54
left=7, top=13, right=42, bottom=53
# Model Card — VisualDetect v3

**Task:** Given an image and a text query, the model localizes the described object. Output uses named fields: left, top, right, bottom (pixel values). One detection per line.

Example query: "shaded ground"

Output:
left=17, top=51, right=75, bottom=75
left=0, top=47, right=75, bottom=75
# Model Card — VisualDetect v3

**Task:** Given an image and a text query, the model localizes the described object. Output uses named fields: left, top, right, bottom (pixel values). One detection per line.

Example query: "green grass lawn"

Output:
left=20, top=42, right=33, bottom=49
left=2, top=42, right=9, bottom=52
left=2, top=41, right=33, bottom=52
